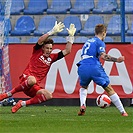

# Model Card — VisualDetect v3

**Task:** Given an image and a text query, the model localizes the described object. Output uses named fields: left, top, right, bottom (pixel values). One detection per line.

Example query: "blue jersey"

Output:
left=77, top=37, right=109, bottom=88
left=80, top=37, right=105, bottom=65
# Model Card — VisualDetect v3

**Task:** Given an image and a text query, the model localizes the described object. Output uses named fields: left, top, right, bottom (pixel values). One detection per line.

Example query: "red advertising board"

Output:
left=9, top=43, right=133, bottom=98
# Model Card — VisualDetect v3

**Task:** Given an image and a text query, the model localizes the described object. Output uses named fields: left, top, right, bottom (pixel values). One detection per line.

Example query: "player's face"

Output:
left=102, top=31, right=107, bottom=41
left=42, top=44, right=53, bottom=57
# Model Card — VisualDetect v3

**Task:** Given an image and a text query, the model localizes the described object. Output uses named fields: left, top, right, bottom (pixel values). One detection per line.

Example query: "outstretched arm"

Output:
left=62, top=24, right=76, bottom=56
left=37, top=21, right=65, bottom=45
left=100, top=52, right=125, bottom=63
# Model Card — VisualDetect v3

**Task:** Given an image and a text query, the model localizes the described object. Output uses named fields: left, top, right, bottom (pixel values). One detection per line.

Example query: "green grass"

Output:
left=0, top=106, right=133, bottom=133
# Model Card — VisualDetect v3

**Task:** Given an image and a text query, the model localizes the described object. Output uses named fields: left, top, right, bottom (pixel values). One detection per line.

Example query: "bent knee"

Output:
left=44, top=91, right=52, bottom=100
left=47, top=93, right=52, bottom=100
left=37, top=89, right=52, bottom=100
left=27, top=76, right=36, bottom=86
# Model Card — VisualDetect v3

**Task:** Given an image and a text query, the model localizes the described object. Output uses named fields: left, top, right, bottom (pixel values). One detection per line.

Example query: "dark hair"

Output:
left=43, top=38, right=54, bottom=45
left=95, top=24, right=107, bottom=35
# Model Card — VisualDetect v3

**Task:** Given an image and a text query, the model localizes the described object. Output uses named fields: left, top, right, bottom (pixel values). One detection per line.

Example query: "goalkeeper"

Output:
left=0, top=21, right=76, bottom=113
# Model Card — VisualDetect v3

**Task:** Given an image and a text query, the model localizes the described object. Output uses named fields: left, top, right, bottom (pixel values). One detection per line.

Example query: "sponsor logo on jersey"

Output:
left=39, top=55, right=52, bottom=66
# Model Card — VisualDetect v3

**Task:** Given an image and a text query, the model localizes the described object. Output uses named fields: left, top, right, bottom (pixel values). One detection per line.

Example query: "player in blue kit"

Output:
left=77, top=24, right=128, bottom=116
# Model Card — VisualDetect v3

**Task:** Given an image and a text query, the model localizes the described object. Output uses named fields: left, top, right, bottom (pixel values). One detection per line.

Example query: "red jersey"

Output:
left=21, top=44, right=64, bottom=83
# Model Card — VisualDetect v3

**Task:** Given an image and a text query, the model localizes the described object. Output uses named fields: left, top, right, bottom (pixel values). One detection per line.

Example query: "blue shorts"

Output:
left=77, top=63, right=110, bottom=88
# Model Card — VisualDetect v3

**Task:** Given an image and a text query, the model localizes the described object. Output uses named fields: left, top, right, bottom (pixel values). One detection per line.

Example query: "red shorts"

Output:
left=19, top=74, right=42, bottom=98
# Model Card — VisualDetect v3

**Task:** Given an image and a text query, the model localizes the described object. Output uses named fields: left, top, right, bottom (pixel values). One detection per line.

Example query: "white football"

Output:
left=96, top=94, right=111, bottom=108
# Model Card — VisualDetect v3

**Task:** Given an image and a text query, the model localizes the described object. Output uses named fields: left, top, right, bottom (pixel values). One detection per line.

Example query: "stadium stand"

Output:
left=58, top=15, right=82, bottom=36
left=52, top=36, right=66, bottom=43
left=47, top=0, right=72, bottom=14
left=24, top=0, right=48, bottom=15
left=116, top=0, right=133, bottom=14
left=74, top=36, right=88, bottom=43
left=70, top=0, right=94, bottom=14
left=27, top=37, right=39, bottom=43
left=0, top=3, right=1, bottom=11
left=104, top=36, right=114, bottom=42
left=10, top=0, right=25, bottom=15
left=7, top=0, right=133, bottom=42
left=80, top=15, right=104, bottom=36
left=127, top=21, right=133, bottom=36
left=125, top=36, right=133, bottom=43
left=28, top=36, right=67, bottom=43
left=107, top=15, right=129, bottom=36
left=124, top=0, right=133, bottom=14
left=92, top=0, right=118, bottom=14
left=34, top=15, right=57, bottom=36
left=6, top=37, right=21, bottom=43
left=11, top=16, right=36, bottom=36
left=0, top=16, right=12, bottom=33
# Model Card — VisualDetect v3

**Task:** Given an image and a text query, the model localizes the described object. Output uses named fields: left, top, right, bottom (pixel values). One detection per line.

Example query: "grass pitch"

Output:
left=0, top=106, right=132, bottom=133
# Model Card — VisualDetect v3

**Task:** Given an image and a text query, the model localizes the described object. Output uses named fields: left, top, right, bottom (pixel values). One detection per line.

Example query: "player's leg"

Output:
left=105, top=84, right=128, bottom=116
left=0, top=76, right=36, bottom=101
left=78, top=86, right=87, bottom=116
left=93, top=65, right=128, bottom=116
left=77, top=64, right=91, bottom=116
left=25, top=89, right=52, bottom=105
left=79, top=87, right=88, bottom=107
left=11, top=86, right=52, bottom=113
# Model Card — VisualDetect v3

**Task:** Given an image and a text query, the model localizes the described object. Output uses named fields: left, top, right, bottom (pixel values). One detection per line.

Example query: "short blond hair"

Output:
left=95, top=24, right=107, bottom=35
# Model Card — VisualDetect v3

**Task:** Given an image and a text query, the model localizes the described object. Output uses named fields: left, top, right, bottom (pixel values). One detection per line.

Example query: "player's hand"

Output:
left=66, top=24, right=76, bottom=44
left=117, top=56, right=125, bottom=63
left=53, top=21, right=65, bottom=33
left=48, top=21, right=65, bottom=35
left=66, top=24, right=76, bottom=36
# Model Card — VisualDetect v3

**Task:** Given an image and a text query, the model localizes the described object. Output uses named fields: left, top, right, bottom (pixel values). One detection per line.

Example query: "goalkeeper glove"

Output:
left=66, top=24, right=76, bottom=44
left=47, top=21, right=65, bottom=35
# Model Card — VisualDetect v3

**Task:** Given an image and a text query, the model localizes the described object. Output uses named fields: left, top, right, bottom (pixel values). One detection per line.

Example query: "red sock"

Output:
left=26, top=94, right=47, bottom=105
left=10, top=80, right=30, bottom=94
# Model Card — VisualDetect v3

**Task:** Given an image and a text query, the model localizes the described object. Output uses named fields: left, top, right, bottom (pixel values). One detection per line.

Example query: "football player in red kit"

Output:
left=0, top=21, right=76, bottom=113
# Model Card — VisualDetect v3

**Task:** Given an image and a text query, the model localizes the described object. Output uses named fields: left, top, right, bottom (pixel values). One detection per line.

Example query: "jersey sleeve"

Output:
left=97, top=41, right=106, bottom=55
left=33, top=43, right=42, bottom=53
left=52, top=51, right=64, bottom=62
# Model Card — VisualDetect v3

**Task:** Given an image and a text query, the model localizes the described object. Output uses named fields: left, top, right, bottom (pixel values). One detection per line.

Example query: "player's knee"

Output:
left=44, top=90, right=52, bottom=100
left=46, top=92, right=52, bottom=100
left=37, top=89, right=52, bottom=100
left=27, top=76, right=36, bottom=86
